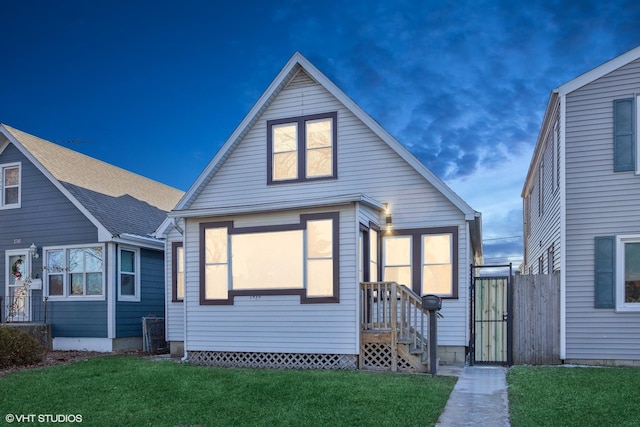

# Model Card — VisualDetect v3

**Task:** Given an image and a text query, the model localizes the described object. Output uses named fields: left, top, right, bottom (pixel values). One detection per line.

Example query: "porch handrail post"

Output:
left=390, top=282, right=398, bottom=372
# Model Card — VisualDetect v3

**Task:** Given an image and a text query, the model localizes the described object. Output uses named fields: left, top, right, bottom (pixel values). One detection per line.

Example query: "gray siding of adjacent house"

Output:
left=165, top=227, right=184, bottom=342
left=116, top=248, right=165, bottom=337
left=0, top=142, right=107, bottom=337
left=183, top=69, right=472, bottom=349
left=565, top=58, right=640, bottom=360
left=524, top=100, right=562, bottom=274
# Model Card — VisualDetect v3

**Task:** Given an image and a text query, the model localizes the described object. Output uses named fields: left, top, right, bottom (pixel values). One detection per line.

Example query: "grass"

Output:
left=508, top=365, right=640, bottom=427
left=0, top=356, right=456, bottom=426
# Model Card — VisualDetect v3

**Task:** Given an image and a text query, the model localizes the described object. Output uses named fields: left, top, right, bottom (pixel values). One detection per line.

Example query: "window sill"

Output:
left=46, top=296, right=105, bottom=302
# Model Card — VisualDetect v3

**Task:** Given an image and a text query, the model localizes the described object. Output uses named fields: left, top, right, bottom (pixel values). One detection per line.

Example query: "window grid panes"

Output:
left=268, top=113, right=336, bottom=183
left=45, top=246, right=103, bottom=297
left=205, top=228, right=229, bottom=300
left=305, top=118, right=333, bottom=178
left=176, top=246, right=184, bottom=300
left=2, top=164, right=20, bottom=206
left=624, top=241, right=640, bottom=303
left=370, top=229, right=378, bottom=282
left=422, top=234, right=452, bottom=296
left=272, top=123, right=298, bottom=181
left=202, top=215, right=337, bottom=302
left=383, top=236, right=412, bottom=288
left=119, top=249, right=136, bottom=297
left=306, top=219, right=333, bottom=297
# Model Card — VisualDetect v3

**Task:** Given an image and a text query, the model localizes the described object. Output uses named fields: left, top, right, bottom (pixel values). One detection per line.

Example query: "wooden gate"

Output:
left=470, top=264, right=512, bottom=365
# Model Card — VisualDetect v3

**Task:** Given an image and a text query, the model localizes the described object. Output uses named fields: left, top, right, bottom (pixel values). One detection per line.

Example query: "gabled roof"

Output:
left=167, top=52, right=481, bottom=258
left=0, top=124, right=184, bottom=244
left=556, top=45, right=640, bottom=96
left=175, top=52, right=479, bottom=219
left=523, top=45, right=640, bottom=195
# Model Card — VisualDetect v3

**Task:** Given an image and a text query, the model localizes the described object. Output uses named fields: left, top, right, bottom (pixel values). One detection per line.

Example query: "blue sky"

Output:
left=2, top=0, right=640, bottom=266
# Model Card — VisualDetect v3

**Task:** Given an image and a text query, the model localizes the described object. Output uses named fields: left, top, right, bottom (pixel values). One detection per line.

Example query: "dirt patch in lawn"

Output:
left=0, top=350, right=148, bottom=378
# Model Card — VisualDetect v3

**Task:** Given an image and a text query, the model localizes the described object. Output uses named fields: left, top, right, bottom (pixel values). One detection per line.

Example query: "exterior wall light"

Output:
left=384, top=203, right=392, bottom=228
left=29, top=243, right=39, bottom=259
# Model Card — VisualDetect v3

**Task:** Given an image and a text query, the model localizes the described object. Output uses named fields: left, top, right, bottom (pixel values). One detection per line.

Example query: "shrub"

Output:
left=0, top=326, right=44, bottom=368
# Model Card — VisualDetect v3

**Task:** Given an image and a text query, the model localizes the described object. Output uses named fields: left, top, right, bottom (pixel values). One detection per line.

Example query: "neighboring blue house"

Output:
left=0, top=124, right=183, bottom=351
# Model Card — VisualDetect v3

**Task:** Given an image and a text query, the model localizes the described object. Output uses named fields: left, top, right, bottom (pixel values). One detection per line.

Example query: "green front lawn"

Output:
left=0, top=356, right=456, bottom=427
left=508, top=365, right=640, bottom=426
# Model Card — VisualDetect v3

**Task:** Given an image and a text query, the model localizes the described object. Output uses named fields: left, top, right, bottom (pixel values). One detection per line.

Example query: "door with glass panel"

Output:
left=5, top=250, right=30, bottom=322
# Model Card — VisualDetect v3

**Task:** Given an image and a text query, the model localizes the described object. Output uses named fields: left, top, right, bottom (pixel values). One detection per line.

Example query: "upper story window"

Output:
left=45, top=245, right=104, bottom=300
left=118, top=247, right=140, bottom=301
left=613, top=96, right=639, bottom=173
left=1, top=162, right=21, bottom=209
left=267, top=112, right=337, bottom=184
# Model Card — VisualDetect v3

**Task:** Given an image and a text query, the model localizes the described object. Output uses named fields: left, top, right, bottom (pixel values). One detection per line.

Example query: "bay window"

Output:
left=200, top=213, right=339, bottom=304
left=45, top=245, right=104, bottom=299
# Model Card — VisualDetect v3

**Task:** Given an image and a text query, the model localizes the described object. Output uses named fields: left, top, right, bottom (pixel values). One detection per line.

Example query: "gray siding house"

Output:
left=158, top=53, right=482, bottom=369
left=0, top=125, right=183, bottom=351
left=523, top=45, right=640, bottom=365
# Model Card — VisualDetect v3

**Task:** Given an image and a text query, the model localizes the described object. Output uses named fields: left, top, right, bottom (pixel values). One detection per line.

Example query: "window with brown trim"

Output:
left=267, top=112, right=337, bottom=184
left=382, top=226, right=458, bottom=298
left=171, top=242, right=184, bottom=302
left=199, top=213, right=339, bottom=304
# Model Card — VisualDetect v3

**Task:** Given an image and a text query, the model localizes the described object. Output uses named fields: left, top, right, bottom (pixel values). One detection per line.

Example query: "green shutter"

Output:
left=613, top=98, right=635, bottom=172
left=594, top=236, right=616, bottom=308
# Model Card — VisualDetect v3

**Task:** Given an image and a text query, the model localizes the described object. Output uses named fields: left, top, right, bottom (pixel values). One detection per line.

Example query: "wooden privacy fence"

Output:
left=512, top=273, right=561, bottom=365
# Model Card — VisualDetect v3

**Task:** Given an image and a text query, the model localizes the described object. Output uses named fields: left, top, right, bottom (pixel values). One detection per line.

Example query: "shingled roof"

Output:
left=1, top=124, right=184, bottom=241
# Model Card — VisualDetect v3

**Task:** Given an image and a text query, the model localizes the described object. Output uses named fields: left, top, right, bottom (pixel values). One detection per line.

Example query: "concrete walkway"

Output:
left=436, top=365, right=510, bottom=426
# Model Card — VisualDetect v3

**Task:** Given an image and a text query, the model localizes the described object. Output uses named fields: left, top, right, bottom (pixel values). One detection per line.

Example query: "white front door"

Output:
left=5, top=250, right=30, bottom=322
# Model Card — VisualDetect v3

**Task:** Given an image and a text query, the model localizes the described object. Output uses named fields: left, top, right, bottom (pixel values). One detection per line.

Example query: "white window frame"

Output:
left=43, top=244, right=106, bottom=301
left=118, top=246, right=140, bottom=302
left=0, top=162, right=21, bottom=209
left=616, top=234, right=640, bottom=312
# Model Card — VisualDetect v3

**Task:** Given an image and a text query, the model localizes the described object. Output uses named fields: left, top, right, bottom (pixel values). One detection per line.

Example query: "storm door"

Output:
left=5, top=250, right=31, bottom=322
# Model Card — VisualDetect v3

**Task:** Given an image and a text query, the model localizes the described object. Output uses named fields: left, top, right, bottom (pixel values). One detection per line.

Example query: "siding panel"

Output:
left=565, top=57, right=640, bottom=360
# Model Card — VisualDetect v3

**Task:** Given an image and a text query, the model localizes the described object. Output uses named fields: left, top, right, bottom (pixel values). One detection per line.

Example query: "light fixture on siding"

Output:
left=29, top=243, right=39, bottom=259
left=384, top=203, right=392, bottom=229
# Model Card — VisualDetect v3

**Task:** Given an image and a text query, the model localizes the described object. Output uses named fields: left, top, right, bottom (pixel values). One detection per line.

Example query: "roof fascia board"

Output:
left=175, top=54, right=304, bottom=211
left=522, top=91, right=560, bottom=196
left=169, top=193, right=384, bottom=219
left=0, top=125, right=113, bottom=241
left=293, top=54, right=477, bottom=217
left=112, top=233, right=164, bottom=250
left=558, top=45, right=640, bottom=96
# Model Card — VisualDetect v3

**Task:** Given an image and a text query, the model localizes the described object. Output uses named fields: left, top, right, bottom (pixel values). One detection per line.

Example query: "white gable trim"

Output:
left=175, top=53, right=478, bottom=219
left=169, top=193, right=384, bottom=219
left=0, top=125, right=112, bottom=242
left=557, top=45, right=640, bottom=96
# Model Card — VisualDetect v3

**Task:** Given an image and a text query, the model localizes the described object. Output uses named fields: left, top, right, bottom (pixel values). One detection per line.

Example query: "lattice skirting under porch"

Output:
left=360, top=342, right=419, bottom=373
left=188, top=351, right=358, bottom=370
